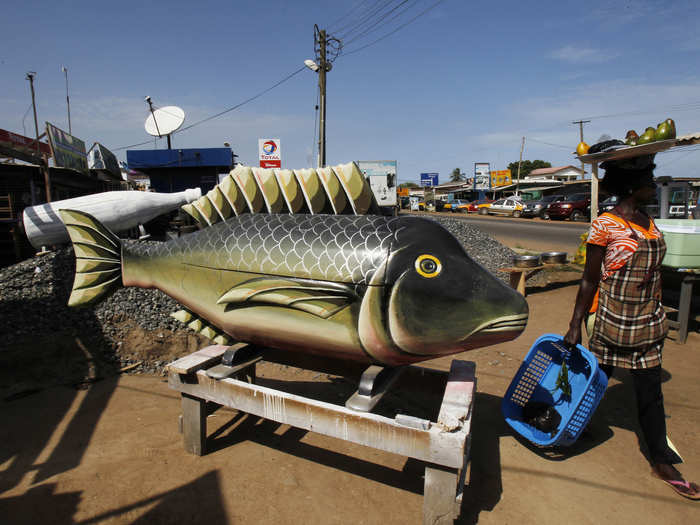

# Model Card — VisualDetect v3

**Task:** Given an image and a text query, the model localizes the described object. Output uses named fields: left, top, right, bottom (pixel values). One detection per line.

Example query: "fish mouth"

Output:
left=477, top=313, right=529, bottom=334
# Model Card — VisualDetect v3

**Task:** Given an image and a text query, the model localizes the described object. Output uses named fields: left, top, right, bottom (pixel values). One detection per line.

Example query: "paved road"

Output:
left=416, top=212, right=590, bottom=254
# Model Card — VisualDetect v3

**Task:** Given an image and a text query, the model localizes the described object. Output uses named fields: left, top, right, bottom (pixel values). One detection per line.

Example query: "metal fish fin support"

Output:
left=218, top=173, right=249, bottom=216
left=293, top=168, right=328, bottom=214
left=317, top=166, right=349, bottom=214
left=274, top=169, right=306, bottom=214
left=181, top=203, right=205, bottom=225
left=251, top=167, right=286, bottom=213
left=58, top=209, right=123, bottom=307
left=232, top=165, right=265, bottom=213
left=332, top=161, right=378, bottom=215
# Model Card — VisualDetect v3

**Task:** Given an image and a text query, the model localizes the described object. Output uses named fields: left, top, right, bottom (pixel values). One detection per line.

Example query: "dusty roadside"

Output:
left=1, top=229, right=698, bottom=524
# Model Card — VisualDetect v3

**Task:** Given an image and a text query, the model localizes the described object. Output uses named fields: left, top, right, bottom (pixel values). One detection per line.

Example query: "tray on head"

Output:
left=576, top=139, right=676, bottom=164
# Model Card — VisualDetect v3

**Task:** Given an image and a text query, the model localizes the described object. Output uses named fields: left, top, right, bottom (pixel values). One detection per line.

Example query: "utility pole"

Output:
left=317, top=27, right=328, bottom=168
left=61, top=66, right=72, bottom=135
left=515, top=136, right=525, bottom=197
left=27, top=72, right=52, bottom=202
left=572, top=119, right=590, bottom=179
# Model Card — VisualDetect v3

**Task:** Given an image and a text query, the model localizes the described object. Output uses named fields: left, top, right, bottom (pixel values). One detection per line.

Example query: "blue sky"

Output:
left=2, top=0, right=700, bottom=184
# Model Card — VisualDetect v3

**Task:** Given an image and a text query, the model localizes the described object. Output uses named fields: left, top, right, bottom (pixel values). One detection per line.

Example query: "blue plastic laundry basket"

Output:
left=502, top=333, right=608, bottom=447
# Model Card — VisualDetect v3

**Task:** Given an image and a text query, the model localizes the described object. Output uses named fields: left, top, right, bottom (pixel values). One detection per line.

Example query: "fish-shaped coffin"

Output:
left=60, top=211, right=528, bottom=366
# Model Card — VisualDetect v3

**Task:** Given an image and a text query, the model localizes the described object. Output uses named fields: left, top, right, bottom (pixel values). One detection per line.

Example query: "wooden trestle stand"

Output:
left=167, top=344, right=476, bottom=524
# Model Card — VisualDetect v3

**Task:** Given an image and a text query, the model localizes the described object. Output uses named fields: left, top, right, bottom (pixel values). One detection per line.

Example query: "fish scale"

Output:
left=128, top=214, right=398, bottom=286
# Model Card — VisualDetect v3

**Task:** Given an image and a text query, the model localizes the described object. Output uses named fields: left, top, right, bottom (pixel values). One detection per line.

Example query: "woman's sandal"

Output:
left=652, top=470, right=700, bottom=500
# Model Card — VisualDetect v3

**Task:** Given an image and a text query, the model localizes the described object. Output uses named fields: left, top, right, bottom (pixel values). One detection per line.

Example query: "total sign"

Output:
left=258, top=138, right=281, bottom=168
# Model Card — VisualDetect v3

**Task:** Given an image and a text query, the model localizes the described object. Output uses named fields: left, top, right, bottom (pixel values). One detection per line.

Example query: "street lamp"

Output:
left=61, top=65, right=72, bottom=135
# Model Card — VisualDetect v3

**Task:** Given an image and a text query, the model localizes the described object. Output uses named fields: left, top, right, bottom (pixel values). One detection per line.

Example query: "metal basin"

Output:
left=512, top=255, right=541, bottom=268
left=541, top=251, right=567, bottom=264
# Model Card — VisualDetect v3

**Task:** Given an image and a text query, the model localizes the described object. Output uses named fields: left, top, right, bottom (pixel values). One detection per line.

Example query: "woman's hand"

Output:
left=564, top=322, right=581, bottom=348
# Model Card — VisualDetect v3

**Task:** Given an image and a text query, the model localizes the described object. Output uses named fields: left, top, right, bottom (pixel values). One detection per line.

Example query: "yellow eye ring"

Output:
left=415, top=254, right=442, bottom=278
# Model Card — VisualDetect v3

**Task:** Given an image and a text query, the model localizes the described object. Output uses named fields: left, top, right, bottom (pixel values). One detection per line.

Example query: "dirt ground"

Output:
left=1, top=255, right=699, bottom=523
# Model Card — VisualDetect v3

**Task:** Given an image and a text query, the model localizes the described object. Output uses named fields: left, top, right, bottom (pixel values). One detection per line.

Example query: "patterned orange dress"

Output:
left=586, top=212, right=666, bottom=368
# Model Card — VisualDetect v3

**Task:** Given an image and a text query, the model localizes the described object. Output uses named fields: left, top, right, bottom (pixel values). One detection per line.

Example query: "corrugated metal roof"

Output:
left=676, top=132, right=700, bottom=145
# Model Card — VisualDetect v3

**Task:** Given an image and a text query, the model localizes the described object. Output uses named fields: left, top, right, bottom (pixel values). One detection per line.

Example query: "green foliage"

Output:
left=450, top=168, right=466, bottom=182
left=399, top=182, right=419, bottom=189
left=507, top=160, right=552, bottom=179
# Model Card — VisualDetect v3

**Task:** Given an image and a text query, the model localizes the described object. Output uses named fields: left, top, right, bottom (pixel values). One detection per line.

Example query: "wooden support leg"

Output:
left=423, top=463, right=459, bottom=525
left=181, top=393, right=207, bottom=456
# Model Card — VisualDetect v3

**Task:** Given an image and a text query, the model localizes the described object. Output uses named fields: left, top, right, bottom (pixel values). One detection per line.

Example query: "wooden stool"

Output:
left=498, top=265, right=544, bottom=296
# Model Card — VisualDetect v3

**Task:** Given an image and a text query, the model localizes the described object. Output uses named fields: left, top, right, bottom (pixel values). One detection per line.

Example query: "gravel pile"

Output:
left=0, top=217, right=517, bottom=382
left=419, top=214, right=515, bottom=281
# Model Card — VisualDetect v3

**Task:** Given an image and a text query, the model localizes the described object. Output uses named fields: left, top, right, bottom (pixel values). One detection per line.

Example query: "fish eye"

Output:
left=415, top=254, right=442, bottom=278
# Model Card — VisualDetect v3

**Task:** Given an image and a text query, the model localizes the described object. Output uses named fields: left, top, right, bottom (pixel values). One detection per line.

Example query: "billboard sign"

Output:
left=258, top=138, right=281, bottom=168
left=46, top=122, right=88, bottom=173
left=0, top=128, right=51, bottom=160
left=472, top=162, right=491, bottom=190
left=87, top=142, right=121, bottom=178
left=490, top=169, right=512, bottom=188
left=420, top=172, right=439, bottom=187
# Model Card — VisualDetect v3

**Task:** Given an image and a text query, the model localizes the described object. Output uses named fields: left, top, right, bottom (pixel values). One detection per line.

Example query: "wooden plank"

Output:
left=181, top=394, right=207, bottom=455
left=437, top=360, right=475, bottom=432
left=169, top=369, right=469, bottom=468
left=423, top=463, right=459, bottom=525
left=167, top=344, right=241, bottom=375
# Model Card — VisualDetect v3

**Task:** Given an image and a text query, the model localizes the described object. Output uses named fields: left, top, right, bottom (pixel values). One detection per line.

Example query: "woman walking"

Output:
left=564, top=143, right=699, bottom=500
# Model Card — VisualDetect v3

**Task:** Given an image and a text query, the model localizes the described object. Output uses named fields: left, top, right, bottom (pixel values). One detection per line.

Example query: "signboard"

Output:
left=420, top=172, right=439, bottom=187
left=87, top=142, right=121, bottom=178
left=46, top=122, right=88, bottom=173
left=358, top=161, right=398, bottom=208
left=258, top=138, right=281, bottom=168
left=490, top=169, right=512, bottom=188
left=0, top=128, right=51, bottom=163
left=471, top=162, right=491, bottom=190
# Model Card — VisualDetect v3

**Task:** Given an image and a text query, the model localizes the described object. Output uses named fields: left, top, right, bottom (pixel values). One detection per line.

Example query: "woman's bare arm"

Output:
left=564, top=244, right=605, bottom=347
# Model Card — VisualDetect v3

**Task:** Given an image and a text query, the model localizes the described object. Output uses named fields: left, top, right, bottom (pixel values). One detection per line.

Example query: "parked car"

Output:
left=482, top=197, right=525, bottom=217
left=546, top=193, right=591, bottom=221
left=522, top=194, right=565, bottom=219
left=467, top=198, right=493, bottom=213
left=443, top=199, right=470, bottom=213
left=599, top=195, right=619, bottom=214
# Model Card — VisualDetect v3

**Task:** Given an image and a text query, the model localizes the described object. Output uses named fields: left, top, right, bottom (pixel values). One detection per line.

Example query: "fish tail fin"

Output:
left=58, top=209, right=123, bottom=307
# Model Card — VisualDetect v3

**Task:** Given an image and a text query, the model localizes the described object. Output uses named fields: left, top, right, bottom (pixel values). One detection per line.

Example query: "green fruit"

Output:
left=656, top=122, right=671, bottom=140
left=637, top=130, right=655, bottom=145
left=665, top=118, right=676, bottom=139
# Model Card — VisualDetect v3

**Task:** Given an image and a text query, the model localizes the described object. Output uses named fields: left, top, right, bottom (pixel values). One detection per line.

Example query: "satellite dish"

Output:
left=144, top=106, right=185, bottom=137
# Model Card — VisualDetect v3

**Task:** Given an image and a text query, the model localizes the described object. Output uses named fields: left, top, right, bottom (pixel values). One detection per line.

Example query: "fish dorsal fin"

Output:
left=218, top=277, right=357, bottom=319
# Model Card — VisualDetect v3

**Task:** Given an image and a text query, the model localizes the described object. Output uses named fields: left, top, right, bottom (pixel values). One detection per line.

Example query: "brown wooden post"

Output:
left=181, top=393, right=207, bottom=456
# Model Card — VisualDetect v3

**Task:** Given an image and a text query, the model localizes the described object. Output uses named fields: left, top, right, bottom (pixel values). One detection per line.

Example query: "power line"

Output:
left=177, top=66, right=306, bottom=134
left=114, top=67, right=306, bottom=151
left=335, top=0, right=399, bottom=39
left=327, top=0, right=377, bottom=32
left=341, top=0, right=446, bottom=57
left=342, top=0, right=415, bottom=46
left=526, top=137, right=573, bottom=150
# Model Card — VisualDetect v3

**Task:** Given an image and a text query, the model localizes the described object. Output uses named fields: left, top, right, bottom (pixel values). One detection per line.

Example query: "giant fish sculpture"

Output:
left=59, top=210, right=528, bottom=366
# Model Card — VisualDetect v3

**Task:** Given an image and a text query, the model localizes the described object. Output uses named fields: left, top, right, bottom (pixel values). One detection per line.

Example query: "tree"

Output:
left=507, top=159, right=552, bottom=179
left=450, top=168, right=466, bottom=182
left=399, top=182, right=419, bottom=189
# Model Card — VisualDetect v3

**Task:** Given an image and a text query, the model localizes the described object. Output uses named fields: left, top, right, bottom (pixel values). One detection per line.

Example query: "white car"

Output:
left=482, top=198, right=524, bottom=217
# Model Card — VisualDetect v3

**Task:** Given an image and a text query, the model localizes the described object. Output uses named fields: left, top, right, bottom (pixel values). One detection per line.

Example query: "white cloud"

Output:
left=549, top=45, right=619, bottom=64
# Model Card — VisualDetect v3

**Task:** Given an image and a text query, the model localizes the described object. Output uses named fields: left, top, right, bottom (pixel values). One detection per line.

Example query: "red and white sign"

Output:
left=0, top=128, right=51, bottom=157
left=258, top=138, right=281, bottom=168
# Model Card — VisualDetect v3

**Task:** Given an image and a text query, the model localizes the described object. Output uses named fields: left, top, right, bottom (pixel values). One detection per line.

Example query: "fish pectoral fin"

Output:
left=218, top=277, right=356, bottom=318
